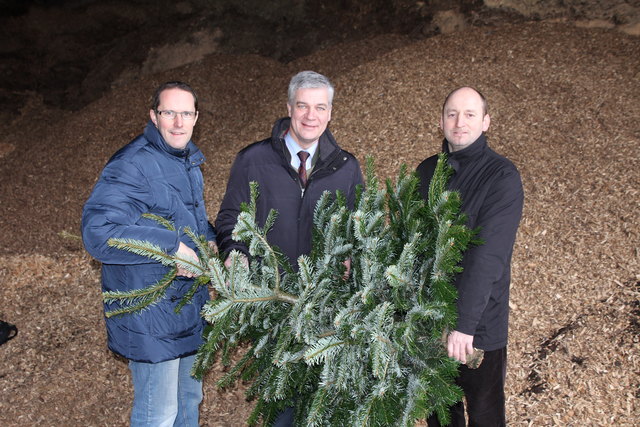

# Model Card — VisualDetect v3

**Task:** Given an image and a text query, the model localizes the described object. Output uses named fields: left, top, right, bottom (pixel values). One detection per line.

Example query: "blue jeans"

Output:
left=129, top=354, right=203, bottom=427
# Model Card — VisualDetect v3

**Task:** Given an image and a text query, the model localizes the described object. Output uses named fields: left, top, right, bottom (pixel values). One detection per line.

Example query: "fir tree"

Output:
left=106, top=154, right=478, bottom=426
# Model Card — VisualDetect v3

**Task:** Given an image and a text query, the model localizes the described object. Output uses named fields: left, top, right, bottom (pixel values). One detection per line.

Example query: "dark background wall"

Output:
left=0, top=0, right=638, bottom=118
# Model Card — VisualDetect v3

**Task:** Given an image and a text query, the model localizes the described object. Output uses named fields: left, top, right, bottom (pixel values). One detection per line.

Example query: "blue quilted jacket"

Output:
left=82, top=121, right=215, bottom=363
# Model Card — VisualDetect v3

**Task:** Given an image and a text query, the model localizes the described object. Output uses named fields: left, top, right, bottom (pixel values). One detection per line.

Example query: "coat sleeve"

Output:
left=215, top=152, right=251, bottom=257
left=206, top=222, right=217, bottom=242
left=346, top=156, right=364, bottom=209
left=454, top=167, right=524, bottom=336
left=81, top=157, right=180, bottom=264
left=415, top=156, right=439, bottom=200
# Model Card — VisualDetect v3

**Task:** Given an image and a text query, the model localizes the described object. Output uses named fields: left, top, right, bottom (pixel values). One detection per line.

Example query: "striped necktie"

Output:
left=297, top=151, right=310, bottom=188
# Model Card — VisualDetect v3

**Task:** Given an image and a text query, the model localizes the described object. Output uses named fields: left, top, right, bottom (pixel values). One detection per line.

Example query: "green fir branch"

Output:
left=304, top=336, right=346, bottom=366
left=182, top=226, right=212, bottom=262
left=107, top=238, right=176, bottom=267
left=102, top=268, right=177, bottom=317
left=108, top=155, right=477, bottom=426
left=141, top=212, right=176, bottom=231
left=174, top=274, right=209, bottom=313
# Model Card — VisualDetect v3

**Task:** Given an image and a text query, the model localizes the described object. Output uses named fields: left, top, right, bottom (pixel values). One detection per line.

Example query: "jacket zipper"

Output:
left=301, top=149, right=342, bottom=198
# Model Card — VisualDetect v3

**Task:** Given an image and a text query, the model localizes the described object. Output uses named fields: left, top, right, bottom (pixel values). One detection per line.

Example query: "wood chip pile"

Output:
left=0, top=22, right=638, bottom=426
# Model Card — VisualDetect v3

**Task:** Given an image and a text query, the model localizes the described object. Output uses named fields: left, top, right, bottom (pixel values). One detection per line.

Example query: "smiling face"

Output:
left=440, top=87, right=490, bottom=152
left=150, top=88, right=198, bottom=150
left=286, top=87, right=332, bottom=149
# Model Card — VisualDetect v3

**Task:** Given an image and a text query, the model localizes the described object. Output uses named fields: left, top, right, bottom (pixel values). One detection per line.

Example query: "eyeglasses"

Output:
left=156, top=110, right=197, bottom=120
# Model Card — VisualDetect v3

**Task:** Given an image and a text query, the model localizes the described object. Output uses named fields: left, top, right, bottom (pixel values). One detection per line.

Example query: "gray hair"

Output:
left=287, top=71, right=335, bottom=106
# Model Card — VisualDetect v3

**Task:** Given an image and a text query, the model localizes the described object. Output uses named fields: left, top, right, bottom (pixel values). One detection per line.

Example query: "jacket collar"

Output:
left=443, top=133, right=487, bottom=172
left=143, top=120, right=205, bottom=166
left=144, top=120, right=194, bottom=158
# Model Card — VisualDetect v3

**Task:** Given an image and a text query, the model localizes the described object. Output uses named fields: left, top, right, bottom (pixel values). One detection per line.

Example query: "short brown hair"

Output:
left=151, top=81, right=198, bottom=112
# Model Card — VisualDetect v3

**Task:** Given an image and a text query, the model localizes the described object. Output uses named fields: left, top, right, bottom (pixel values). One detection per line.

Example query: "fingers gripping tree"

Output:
left=106, top=154, right=477, bottom=426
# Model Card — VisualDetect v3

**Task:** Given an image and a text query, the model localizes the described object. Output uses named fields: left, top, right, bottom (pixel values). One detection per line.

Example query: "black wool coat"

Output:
left=416, top=134, right=524, bottom=351
left=216, top=117, right=364, bottom=267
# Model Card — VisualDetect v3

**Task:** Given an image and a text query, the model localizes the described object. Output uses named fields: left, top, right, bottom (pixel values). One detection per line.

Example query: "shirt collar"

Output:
left=284, top=131, right=318, bottom=169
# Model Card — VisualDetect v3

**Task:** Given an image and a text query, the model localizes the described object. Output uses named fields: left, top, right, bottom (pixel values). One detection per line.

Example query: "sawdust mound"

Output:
left=0, top=22, right=638, bottom=425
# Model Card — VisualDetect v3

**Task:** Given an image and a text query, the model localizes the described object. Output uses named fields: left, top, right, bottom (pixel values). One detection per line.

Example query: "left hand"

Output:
left=175, top=241, right=198, bottom=278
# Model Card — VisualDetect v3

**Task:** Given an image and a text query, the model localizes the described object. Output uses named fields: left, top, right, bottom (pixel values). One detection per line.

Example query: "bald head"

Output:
left=442, top=86, right=488, bottom=117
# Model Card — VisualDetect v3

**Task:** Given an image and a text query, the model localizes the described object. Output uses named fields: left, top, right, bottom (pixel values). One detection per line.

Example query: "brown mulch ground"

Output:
left=0, top=22, right=638, bottom=426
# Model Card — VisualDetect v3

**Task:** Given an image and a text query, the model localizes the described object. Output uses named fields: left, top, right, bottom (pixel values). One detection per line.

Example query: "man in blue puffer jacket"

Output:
left=82, top=81, right=215, bottom=427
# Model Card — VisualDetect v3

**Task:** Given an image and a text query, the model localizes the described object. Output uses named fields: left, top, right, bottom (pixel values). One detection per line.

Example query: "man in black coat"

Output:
left=215, top=71, right=363, bottom=426
left=417, top=87, right=524, bottom=426
left=216, top=71, right=363, bottom=269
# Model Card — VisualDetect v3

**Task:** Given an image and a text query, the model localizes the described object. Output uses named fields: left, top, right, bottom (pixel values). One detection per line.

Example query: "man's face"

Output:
left=440, top=87, right=490, bottom=152
left=150, top=88, right=198, bottom=150
left=286, top=87, right=332, bottom=149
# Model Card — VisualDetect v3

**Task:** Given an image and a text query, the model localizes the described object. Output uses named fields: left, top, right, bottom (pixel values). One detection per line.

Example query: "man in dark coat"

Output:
left=216, top=71, right=363, bottom=268
left=215, top=71, right=363, bottom=425
left=417, top=87, right=524, bottom=426
left=82, top=81, right=215, bottom=426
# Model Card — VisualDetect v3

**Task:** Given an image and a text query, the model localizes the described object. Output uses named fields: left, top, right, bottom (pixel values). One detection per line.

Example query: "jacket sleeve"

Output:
left=206, top=222, right=217, bottom=242
left=81, top=157, right=180, bottom=264
left=346, top=156, right=364, bottom=209
left=454, top=167, right=524, bottom=336
left=215, top=152, right=251, bottom=257
left=415, top=156, right=439, bottom=200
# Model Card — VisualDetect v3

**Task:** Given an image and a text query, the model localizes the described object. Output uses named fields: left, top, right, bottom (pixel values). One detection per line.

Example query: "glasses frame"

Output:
left=155, top=110, right=198, bottom=120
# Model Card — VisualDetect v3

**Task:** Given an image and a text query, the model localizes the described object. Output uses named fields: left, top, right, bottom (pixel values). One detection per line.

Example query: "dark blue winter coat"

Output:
left=215, top=117, right=363, bottom=266
left=82, top=121, right=215, bottom=363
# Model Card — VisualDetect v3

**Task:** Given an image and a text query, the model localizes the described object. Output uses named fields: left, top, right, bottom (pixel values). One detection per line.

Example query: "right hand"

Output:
left=175, top=241, right=199, bottom=278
